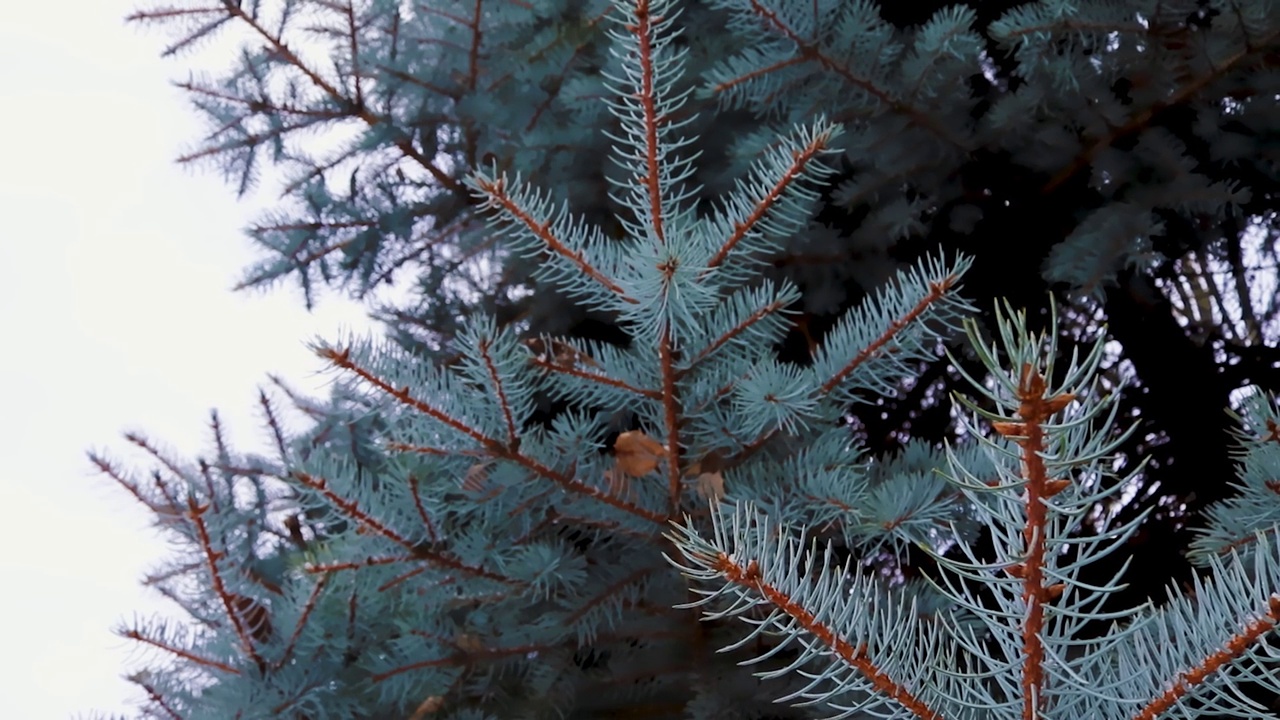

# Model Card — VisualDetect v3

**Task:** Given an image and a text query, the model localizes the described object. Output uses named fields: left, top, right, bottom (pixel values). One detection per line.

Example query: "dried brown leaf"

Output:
left=455, top=632, right=484, bottom=653
left=614, top=430, right=666, bottom=477
left=525, top=337, right=600, bottom=369
left=695, top=471, right=726, bottom=502
left=462, top=462, right=490, bottom=494
left=408, top=696, right=445, bottom=720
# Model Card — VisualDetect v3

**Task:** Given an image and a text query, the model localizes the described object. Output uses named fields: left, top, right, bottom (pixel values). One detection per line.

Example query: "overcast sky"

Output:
left=1, top=4, right=383, bottom=717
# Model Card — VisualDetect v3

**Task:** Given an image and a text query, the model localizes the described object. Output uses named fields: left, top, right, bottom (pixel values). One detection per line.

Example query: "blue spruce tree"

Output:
left=94, top=0, right=1280, bottom=717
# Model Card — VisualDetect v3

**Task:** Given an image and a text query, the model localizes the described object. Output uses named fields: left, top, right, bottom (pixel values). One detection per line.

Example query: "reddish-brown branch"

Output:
left=153, top=472, right=183, bottom=518
left=417, top=4, right=472, bottom=26
left=318, top=347, right=495, bottom=447
left=125, top=432, right=190, bottom=487
left=343, top=2, right=364, bottom=107
left=87, top=452, right=179, bottom=517
left=528, top=356, right=661, bottom=398
left=716, top=1, right=963, bottom=148
left=366, top=215, right=478, bottom=289
left=370, top=654, right=458, bottom=683
left=293, top=471, right=517, bottom=583
left=293, top=471, right=417, bottom=549
left=202, top=463, right=270, bottom=477
left=295, top=471, right=524, bottom=584
left=408, top=475, right=439, bottom=542
left=186, top=497, right=266, bottom=669
left=505, top=487, right=558, bottom=522
left=376, top=566, right=427, bottom=592
left=478, top=338, right=519, bottom=446
left=238, top=233, right=363, bottom=291
left=683, top=300, right=789, bottom=373
left=820, top=276, right=958, bottom=394
left=1264, top=418, right=1280, bottom=445
left=209, top=410, right=230, bottom=464
left=522, top=7, right=611, bottom=131
left=172, top=80, right=347, bottom=121
left=1137, top=596, right=1280, bottom=719
left=256, top=389, right=289, bottom=463
left=513, top=507, right=656, bottom=544
left=565, top=567, right=657, bottom=624
left=990, top=363, right=1071, bottom=717
left=132, top=674, right=184, bottom=720
left=625, top=0, right=666, bottom=243
left=1043, top=25, right=1280, bottom=194
left=217, top=1, right=462, bottom=194
left=134, top=9, right=234, bottom=56
left=305, top=555, right=419, bottom=573
left=707, top=55, right=808, bottom=97
left=204, top=415, right=229, bottom=512
left=373, top=63, right=457, bottom=97
left=373, top=638, right=574, bottom=683
left=317, top=346, right=666, bottom=526
left=713, top=556, right=941, bottom=720
left=126, top=7, right=223, bottom=22
left=122, top=629, right=241, bottom=676
left=708, top=428, right=778, bottom=477
left=467, top=0, right=483, bottom=93
left=270, top=683, right=328, bottom=716
left=279, top=141, right=369, bottom=197
left=704, top=131, right=836, bottom=271
left=533, top=454, right=668, bottom=524
left=268, top=373, right=328, bottom=421
left=345, top=589, right=360, bottom=654
left=659, top=327, right=683, bottom=518
left=276, top=574, right=329, bottom=670
left=143, top=561, right=203, bottom=590
left=387, top=442, right=485, bottom=458
left=469, top=174, right=635, bottom=302
left=175, top=114, right=339, bottom=164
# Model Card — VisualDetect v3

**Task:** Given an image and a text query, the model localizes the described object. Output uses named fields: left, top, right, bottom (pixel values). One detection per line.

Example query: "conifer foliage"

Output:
left=96, top=0, right=1280, bottom=718
left=669, top=304, right=1280, bottom=718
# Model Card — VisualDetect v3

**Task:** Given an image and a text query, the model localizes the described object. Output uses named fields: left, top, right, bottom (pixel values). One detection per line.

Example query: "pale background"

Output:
left=1, top=3, right=389, bottom=717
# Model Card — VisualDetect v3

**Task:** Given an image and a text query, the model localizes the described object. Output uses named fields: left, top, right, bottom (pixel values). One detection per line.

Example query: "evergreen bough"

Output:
left=94, top=0, right=1280, bottom=717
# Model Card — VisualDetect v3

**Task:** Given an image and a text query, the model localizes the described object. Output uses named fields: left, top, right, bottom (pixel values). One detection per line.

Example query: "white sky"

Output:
left=1, top=4, right=384, bottom=717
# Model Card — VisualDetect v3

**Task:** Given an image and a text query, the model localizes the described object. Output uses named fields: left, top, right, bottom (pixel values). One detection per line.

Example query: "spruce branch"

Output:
left=467, top=171, right=637, bottom=303
left=1029, top=15, right=1280, bottom=194
left=705, top=0, right=967, bottom=148
left=702, top=119, right=840, bottom=271
left=682, top=295, right=793, bottom=374
left=186, top=496, right=268, bottom=670
left=218, top=0, right=461, bottom=193
left=665, top=504, right=951, bottom=719
left=120, top=625, right=242, bottom=676
left=87, top=451, right=181, bottom=519
left=528, top=352, right=661, bottom=398
left=129, top=673, right=185, bottom=720
left=313, top=339, right=669, bottom=526
left=274, top=573, right=329, bottom=671
left=669, top=301, right=1280, bottom=719
left=815, top=254, right=973, bottom=399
